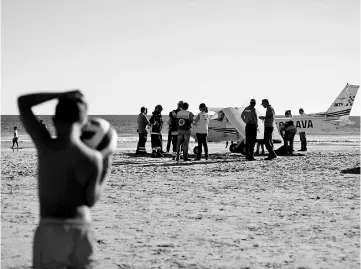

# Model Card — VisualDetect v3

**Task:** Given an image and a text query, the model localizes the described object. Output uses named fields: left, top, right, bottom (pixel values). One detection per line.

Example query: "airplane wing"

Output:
left=222, top=106, right=283, bottom=142
left=222, top=107, right=246, bottom=140
left=208, top=107, right=225, bottom=112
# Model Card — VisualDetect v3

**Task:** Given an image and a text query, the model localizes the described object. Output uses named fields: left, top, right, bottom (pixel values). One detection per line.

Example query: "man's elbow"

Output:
left=17, top=95, right=31, bottom=113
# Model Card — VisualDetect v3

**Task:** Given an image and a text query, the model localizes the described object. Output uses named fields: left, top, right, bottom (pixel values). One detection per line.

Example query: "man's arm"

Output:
left=76, top=149, right=103, bottom=207
left=18, top=93, right=61, bottom=144
left=193, top=114, right=200, bottom=125
left=189, top=112, right=194, bottom=124
left=265, top=107, right=274, bottom=119
left=144, top=115, right=150, bottom=125
left=99, top=155, right=112, bottom=185
left=241, top=109, right=246, bottom=122
left=17, top=90, right=83, bottom=145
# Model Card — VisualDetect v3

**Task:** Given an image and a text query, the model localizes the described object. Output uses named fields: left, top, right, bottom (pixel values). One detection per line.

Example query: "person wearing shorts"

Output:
left=18, top=90, right=114, bottom=268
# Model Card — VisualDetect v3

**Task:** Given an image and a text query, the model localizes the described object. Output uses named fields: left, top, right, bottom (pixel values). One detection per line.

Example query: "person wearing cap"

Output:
left=259, top=99, right=277, bottom=160
left=241, top=99, right=258, bottom=160
left=298, top=108, right=307, bottom=151
left=136, top=106, right=150, bottom=154
left=149, top=105, right=164, bottom=157
left=175, top=102, right=194, bottom=161
left=167, top=101, right=183, bottom=158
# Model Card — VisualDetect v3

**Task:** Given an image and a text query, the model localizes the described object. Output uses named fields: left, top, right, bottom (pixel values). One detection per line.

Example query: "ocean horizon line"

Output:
left=2, top=114, right=361, bottom=118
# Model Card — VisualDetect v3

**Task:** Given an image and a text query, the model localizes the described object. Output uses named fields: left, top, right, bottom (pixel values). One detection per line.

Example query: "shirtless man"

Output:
left=18, top=90, right=112, bottom=268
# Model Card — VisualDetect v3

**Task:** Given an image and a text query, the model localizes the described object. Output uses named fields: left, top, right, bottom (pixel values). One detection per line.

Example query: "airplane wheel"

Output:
left=193, top=146, right=199, bottom=155
left=229, top=144, right=237, bottom=153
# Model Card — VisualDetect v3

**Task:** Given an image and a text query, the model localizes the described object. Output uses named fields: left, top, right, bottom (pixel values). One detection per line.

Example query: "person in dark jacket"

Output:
left=136, top=106, right=150, bottom=154
left=149, top=105, right=164, bottom=158
left=167, top=101, right=183, bottom=158
left=241, top=99, right=258, bottom=161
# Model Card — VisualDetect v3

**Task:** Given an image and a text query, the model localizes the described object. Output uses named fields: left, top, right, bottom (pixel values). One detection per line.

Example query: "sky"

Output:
left=1, top=0, right=360, bottom=116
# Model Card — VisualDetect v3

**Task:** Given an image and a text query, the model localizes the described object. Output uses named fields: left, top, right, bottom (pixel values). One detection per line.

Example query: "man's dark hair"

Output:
left=141, top=106, right=147, bottom=113
left=182, top=102, right=189, bottom=110
left=54, top=97, right=87, bottom=123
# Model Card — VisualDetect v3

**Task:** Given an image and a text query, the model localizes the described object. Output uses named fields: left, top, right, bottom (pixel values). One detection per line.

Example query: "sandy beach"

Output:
left=1, top=142, right=360, bottom=269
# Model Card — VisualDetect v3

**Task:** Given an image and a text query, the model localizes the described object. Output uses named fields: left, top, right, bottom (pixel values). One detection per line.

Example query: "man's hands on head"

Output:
left=62, top=90, right=84, bottom=100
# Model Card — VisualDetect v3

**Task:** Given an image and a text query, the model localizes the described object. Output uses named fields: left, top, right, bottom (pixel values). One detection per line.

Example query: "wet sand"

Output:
left=1, top=142, right=360, bottom=268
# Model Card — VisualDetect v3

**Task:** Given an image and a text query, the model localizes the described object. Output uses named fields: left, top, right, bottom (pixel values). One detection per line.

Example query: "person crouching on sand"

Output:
left=18, top=90, right=114, bottom=268
left=149, top=105, right=164, bottom=158
left=193, top=103, right=209, bottom=161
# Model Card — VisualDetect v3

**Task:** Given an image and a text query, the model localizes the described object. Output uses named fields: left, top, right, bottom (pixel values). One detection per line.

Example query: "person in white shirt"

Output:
left=12, top=126, right=19, bottom=151
left=193, top=103, right=209, bottom=161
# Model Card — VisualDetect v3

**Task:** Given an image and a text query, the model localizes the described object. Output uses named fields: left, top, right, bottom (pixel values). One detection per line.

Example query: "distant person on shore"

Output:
left=298, top=108, right=307, bottom=151
left=167, top=101, right=183, bottom=158
left=241, top=99, right=258, bottom=161
left=176, top=102, right=194, bottom=161
left=11, top=126, right=19, bottom=151
left=193, top=103, right=209, bottom=161
left=149, top=105, right=164, bottom=158
left=136, top=106, right=150, bottom=154
left=18, top=90, right=115, bottom=268
left=259, top=99, right=277, bottom=160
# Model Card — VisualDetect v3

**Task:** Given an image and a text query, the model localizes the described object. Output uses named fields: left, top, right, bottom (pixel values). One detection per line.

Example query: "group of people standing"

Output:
left=241, top=99, right=278, bottom=161
left=241, top=99, right=308, bottom=161
left=136, top=101, right=210, bottom=161
left=137, top=99, right=308, bottom=162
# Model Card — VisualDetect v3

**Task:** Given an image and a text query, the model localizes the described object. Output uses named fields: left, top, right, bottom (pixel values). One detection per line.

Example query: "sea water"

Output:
left=1, top=115, right=360, bottom=145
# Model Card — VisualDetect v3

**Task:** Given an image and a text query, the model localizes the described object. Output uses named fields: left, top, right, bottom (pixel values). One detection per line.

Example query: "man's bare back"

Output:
left=18, top=90, right=112, bottom=268
left=37, top=138, right=101, bottom=221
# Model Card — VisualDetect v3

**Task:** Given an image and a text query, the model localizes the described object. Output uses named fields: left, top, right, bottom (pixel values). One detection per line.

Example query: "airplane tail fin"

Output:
left=325, top=84, right=359, bottom=117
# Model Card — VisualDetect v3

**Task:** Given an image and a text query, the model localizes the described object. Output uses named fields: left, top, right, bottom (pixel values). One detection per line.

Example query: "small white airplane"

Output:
left=275, top=83, right=359, bottom=132
left=190, top=83, right=359, bottom=154
left=190, top=105, right=283, bottom=154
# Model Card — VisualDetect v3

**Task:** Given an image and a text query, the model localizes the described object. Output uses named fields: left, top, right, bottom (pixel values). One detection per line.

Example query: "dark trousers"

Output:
left=166, top=131, right=172, bottom=152
left=299, top=132, right=307, bottom=150
left=284, top=129, right=297, bottom=154
left=151, top=134, right=162, bottom=151
left=264, top=127, right=277, bottom=157
left=245, top=124, right=257, bottom=157
left=171, top=135, right=178, bottom=152
left=166, top=131, right=179, bottom=153
left=136, top=132, right=147, bottom=153
left=160, top=133, right=163, bottom=152
left=196, top=133, right=208, bottom=159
